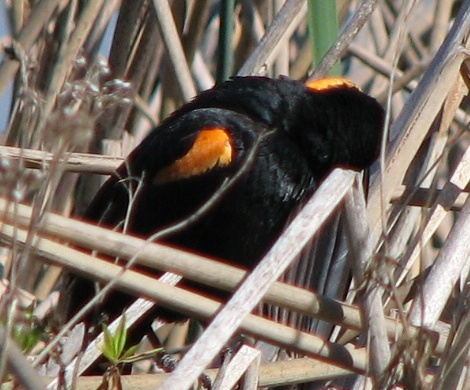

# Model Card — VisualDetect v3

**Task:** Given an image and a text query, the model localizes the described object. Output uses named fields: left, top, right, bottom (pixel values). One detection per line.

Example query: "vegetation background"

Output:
left=0, top=0, right=469, bottom=389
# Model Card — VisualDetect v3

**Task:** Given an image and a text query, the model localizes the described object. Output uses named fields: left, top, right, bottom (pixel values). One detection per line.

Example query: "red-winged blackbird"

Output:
left=63, top=76, right=384, bottom=329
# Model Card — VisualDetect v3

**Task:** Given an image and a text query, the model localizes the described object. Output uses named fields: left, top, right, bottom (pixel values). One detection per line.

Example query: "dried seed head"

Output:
left=0, top=156, right=46, bottom=201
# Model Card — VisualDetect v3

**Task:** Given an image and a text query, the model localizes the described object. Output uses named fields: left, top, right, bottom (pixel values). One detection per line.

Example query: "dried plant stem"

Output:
left=237, top=0, right=307, bottom=76
left=47, top=276, right=181, bottom=388
left=0, top=145, right=123, bottom=174
left=345, top=179, right=390, bottom=379
left=430, top=1, right=454, bottom=52
left=396, top=129, right=470, bottom=287
left=431, top=282, right=470, bottom=390
left=309, top=0, right=380, bottom=79
left=46, top=357, right=355, bottom=389
left=5, top=145, right=470, bottom=211
left=408, top=193, right=470, bottom=328
left=0, top=0, right=62, bottom=97
left=152, top=0, right=196, bottom=101
left=41, top=0, right=107, bottom=119
left=368, top=0, right=470, bottom=245
left=0, top=218, right=371, bottom=375
left=1, top=198, right=354, bottom=326
left=0, top=1, right=466, bottom=387
left=0, top=325, right=47, bottom=390
left=157, top=169, right=359, bottom=389
left=391, top=186, right=468, bottom=211
left=0, top=194, right=449, bottom=353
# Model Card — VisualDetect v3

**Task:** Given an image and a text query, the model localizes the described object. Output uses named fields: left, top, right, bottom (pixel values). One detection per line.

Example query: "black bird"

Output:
left=63, top=76, right=384, bottom=331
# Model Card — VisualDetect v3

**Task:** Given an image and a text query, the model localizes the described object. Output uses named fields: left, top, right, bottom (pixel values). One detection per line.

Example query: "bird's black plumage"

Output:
left=64, top=76, right=384, bottom=329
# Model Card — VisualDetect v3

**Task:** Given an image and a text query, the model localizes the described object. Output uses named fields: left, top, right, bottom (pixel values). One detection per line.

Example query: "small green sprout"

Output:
left=99, top=313, right=163, bottom=365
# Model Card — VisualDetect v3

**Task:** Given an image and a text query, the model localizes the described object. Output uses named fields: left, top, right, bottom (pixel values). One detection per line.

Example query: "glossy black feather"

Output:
left=63, top=76, right=384, bottom=329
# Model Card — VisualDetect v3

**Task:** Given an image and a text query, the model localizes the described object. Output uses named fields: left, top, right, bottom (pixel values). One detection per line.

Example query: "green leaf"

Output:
left=119, top=345, right=139, bottom=362
left=12, top=321, right=43, bottom=353
left=101, top=323, right=117, bottom=363
left=120, top=347, right=165, bottom=364
left=308, top=0, right=341, bottom=75
left=99, top=314, right=133, bottom=365
left=113, top=314, right=128, bottom=359
left=217, top=0, right=235, bottom=83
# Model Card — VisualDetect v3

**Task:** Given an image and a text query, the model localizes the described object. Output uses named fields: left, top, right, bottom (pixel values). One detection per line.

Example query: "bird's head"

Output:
left=294, top=77, right=384, bottom=178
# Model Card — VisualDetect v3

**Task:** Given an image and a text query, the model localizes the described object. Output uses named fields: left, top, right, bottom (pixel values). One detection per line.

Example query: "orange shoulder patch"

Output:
left=305, top=77, right=358, bottom=92
left=153, top=128, right=233, bottom=184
